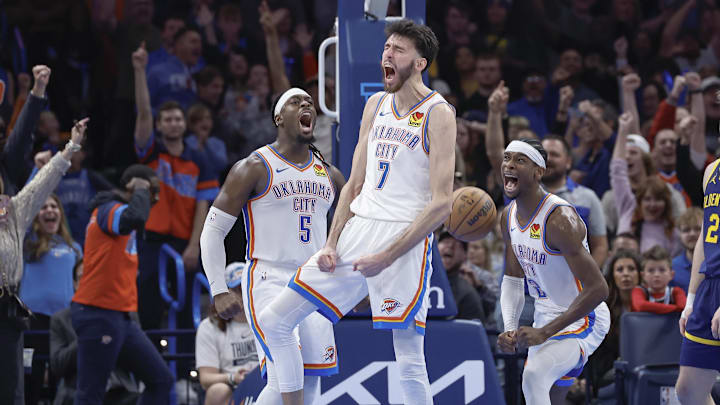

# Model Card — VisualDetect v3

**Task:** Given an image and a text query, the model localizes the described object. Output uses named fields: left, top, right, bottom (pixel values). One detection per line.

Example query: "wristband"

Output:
left=65, top=140, right=82, bottom=153
left=686, top=292, right=695, bottom=309
left=227, top=372, right=235, bottom=386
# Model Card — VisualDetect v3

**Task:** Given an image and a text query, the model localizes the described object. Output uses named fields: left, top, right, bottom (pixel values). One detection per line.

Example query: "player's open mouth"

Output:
left=299, top=110, right=313, bottom=133
left=503, top=173, right=519, bottom=193
left=383, top=64, right=396, bottom=82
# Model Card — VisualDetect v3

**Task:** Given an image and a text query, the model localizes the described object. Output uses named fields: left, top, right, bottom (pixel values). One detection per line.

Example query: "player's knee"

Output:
left=204, top=383, right=232, bottom=405
left=258, top=307, right=292, bottom=339
left=521, top=362, right=546, bottom=393
left=675, top=377, right=698, bottom=403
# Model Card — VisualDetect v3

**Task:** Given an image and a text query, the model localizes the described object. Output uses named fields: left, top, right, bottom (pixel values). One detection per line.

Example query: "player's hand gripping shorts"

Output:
left=242, top=260, right=338, bottom=377
left=289, top=216, right=433, bottom=334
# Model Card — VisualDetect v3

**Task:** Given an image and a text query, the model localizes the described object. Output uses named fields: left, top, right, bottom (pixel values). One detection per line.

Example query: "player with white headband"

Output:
left=200, top=87, right=345, bottom=404
left=498, top=138, right=610, bottom=405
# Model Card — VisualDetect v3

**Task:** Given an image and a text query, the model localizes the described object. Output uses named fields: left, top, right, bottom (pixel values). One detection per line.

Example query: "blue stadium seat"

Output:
left=614, top=312, right=682, bottom=405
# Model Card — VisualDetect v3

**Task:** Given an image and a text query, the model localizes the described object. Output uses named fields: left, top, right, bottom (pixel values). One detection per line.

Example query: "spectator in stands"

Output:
left=671, top=207, right=703, bottom=294
left=459, top=53, right=502, bottom=117
left=223, top=48, right=250, bottom=113
left=186, top=103, right=228, bottom=182
left=653, top=128, right=692, bottom=206
left=202, top=3, right=252, bottom=59
left=27, top=143, right=115, bottom=246
left=604, top=110, right=686, bottom=232
left=71, top=164, right=174, bottom=405
left=438, top=231, right=487, bottom=322
left=612, top=112, right=682, bottom=254
left=50, top=307, right=140, bottom=405
left=1, top=66, right=50, bottom=197
left=631, top=246, right=686, bottom=313
left=541, top=135, right=608, bottom=266
left=587, top=249, right=641, bottom=393
left=701, top=76, right=720, bottom=152
left=195, top=66, right=225, bottom=114
left=609, top=232, right=640, bottom=257
left=550, top=47, right=600, bottom=106
left=19, top=193, right=82, bottom=405
left=147, top=14, right=186, bottom=71
left=465, top=239, right=500, bottom=329
left=147, top=27, right=204, bottom=112
left=640, top=82, right=666, bottom=124
left=133, top=43, right=219, bottom=380
left=0, top=119, right=87, bottom=405
left=507, top=69, right=572, bottom=138
left=34, top=110, right=64, bottom=156
left=567, top=99, right=615, bottom=197
left=450, top=46, right=478, bottom=102
left=196, top=263, right=259, bottom=405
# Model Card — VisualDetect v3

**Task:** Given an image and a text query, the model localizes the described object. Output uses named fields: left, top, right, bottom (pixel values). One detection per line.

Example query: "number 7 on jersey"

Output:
left=376, top=160, right=390, bottom=190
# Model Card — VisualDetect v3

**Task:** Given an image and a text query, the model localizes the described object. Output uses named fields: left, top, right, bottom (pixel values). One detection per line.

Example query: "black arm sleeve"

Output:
left=117, top=188, right=152, bottom=234
left=1, top=94, right=47, bottom=194
left=676, top=144, right=704, bottom=207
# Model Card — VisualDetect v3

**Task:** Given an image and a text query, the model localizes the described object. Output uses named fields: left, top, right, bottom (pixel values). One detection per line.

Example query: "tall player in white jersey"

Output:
left=253, top=19, right=456, bottom=405
left=199, top=88, right=345, bottom=404
left=498, top=139, right=610, bottom=405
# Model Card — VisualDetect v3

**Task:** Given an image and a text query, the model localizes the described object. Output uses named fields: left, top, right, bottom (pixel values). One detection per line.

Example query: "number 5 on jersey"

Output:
left=376, top=160, right=390, bottom=190
left=299, top=215, right=312, bottom=244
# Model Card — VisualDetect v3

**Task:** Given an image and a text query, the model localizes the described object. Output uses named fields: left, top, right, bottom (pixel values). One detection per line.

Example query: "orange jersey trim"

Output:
left=372, top=236, right=430, bottom=322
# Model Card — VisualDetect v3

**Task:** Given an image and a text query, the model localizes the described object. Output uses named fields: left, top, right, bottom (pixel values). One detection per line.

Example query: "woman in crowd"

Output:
left=0, top=118, right=87, bottom=404
left=186, top=104, right=228, bottom=182
left=586, top=249, right=641, bottom=396
left=20, top=194, right=82, bottom=405
left=610, top=112, right=682, bottom=254
left=196, top=263, right=258, bottom=405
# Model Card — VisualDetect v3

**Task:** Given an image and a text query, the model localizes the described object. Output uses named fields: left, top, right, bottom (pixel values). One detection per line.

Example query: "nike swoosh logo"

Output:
left=510, top=227, right=516, bottom=232
left=276, top=167, right=289, bottom=173
left=379, top=111, right=392, bottom=116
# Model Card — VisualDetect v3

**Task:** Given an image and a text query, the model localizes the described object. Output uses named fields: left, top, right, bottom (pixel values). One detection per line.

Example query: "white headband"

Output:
left=274, top=88, right=311, bottom=118
left=505, top=140, right=546, bottom=169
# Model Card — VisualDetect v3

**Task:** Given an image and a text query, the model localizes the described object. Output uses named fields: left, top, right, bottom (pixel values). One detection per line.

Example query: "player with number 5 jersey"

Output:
left=200, top=88, right=345, bottom=404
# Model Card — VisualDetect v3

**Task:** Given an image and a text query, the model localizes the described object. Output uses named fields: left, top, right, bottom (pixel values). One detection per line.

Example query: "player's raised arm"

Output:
left=317, top=92, right=383, bottom=272
left=499, top=206, right=526, bottom=353
left=353, top=102, right=456, bottom=277
left=521, top=206, right=608, bottom=346
left=200, top=155, right=266, bottom=318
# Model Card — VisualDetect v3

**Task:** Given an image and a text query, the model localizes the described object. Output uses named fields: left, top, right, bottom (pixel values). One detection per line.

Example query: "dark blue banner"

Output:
left=232, top=320, right=504, bottom=405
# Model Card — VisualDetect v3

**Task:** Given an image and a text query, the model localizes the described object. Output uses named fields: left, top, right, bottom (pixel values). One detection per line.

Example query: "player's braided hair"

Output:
left=309, top=143, right=329, bottom=168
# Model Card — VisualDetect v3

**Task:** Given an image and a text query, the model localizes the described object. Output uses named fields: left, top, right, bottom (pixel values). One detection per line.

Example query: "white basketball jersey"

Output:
left=350, top=91, right=451, bottom=222
left=507, top=194, right=590, bottom=315
left=242, top=145, right=335, bottom=267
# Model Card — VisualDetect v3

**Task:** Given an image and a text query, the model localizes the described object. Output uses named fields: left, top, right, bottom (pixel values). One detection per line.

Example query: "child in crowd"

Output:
left=631, top=245, right=687, bottom=314
left=671, top=207, right=702, bottom=294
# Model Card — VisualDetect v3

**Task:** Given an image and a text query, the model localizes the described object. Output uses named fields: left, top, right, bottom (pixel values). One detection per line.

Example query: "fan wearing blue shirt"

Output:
left=672, top=208, right=703, bottom=294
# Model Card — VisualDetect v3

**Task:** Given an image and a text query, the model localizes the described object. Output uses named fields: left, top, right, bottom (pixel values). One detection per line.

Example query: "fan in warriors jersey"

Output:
left=498, top=138, right=610, bottom=405
left=200, top=88, right=345, bottom=404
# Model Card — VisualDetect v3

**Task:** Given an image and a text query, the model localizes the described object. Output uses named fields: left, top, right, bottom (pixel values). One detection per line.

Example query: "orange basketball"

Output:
left=445, top=187, right=497, bottom=242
